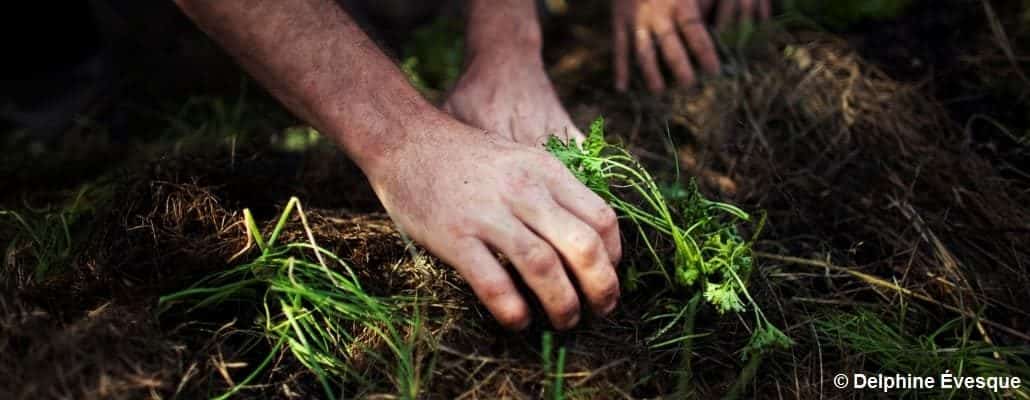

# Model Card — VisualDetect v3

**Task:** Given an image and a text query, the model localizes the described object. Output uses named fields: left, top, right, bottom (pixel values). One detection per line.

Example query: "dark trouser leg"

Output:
left=0, top=2, right=112, bottom=138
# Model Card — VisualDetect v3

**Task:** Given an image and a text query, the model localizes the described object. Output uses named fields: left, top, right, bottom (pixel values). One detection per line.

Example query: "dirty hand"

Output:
left=364, top=118, right=621, bottom=330
left=700, top=0, right=773, bottom=31
left=443, top=40, right=584, bottom=146
left=613, top=0, right=720, bottom=93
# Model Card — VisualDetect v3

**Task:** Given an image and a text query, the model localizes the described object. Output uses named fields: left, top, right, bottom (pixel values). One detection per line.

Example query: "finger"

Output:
left=439, top=237, right=531, bottom=330
left=545, top=168, right=622, bottom=266
left=613, top=18, right=630, bottom=92
left=564, top=126, right=586, bottom=147
left=739, top=0, right=755, bottom=24
left=677, top=5, right=720, bottom=75
left=653, top=20, right=696, bottom=87
left=633, top=27, right=665, bottom=93
left=537, top=125, right=584, bottom=147
left=715, top=0, right=736, bottom=31
left=758, top=0, right=772, bottom=20
left=512, top=194, right=620, bottom=315
left=698, top=0, right=715, bottom=15
left=547, top=109, right=585, bottom=146
left=480, top=213, right=582, bottom=330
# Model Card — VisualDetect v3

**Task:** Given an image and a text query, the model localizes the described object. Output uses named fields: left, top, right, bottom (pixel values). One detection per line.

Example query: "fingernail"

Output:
left=515, top=315, right=531, bottom=331
left=563, top=312, right=581, bottom=330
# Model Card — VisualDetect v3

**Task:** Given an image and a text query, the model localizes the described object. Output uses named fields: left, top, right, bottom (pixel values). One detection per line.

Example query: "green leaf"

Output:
left=742, top=323, right=794, bottom=359
left=585, top=117, right=606, bottom=157
left=703, top=281, right=745, bottom=314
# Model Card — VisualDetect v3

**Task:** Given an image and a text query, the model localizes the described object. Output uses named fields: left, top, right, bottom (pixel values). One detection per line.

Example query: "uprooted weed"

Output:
left=547, top=117, right=791, bottom=397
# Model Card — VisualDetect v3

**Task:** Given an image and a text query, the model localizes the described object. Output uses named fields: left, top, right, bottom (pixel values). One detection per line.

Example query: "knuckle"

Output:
left=447, top=221, right=478, bottom=238
left=477, top=279, right=511, bottom=303
left=592, top=206, right=619, bottom=231
left=569, top=233, right=603, bottom=265
left=518, top=243, right=560, bottom=277
left=666, top=44, right=688, bottom=63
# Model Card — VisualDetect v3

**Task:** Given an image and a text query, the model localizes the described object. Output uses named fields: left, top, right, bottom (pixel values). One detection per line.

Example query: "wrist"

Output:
left=319, top=86, right=449, bottom=178
left=465, top=0, right=543, bottom=59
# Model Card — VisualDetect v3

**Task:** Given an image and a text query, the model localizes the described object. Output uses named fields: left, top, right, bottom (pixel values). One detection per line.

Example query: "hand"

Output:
left=443, top=49, right=584, bottom=146
left=364, top=118, right=622, bottom=330
left=700, top=0, right=773, bottom=31
left=613, top=0, right=720, bottom=93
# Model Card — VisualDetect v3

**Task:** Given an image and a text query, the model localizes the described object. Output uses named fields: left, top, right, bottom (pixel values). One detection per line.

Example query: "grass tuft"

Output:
left=819, top=310, right=1030, bottom=399
left=160, top=197, right=428, bottom=399
left=541, top=331, right=568, bottom=400
left=1, top=185, right=103, bottom=282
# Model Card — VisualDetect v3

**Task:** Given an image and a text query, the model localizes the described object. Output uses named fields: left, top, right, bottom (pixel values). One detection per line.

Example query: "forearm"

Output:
left=174, top=0, right=444, bottom=173
left=465, top=0, right=543, bottom=59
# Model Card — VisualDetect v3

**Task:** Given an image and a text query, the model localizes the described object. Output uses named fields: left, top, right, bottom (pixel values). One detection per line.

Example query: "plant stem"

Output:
left=212, top=336, right=287, bottom=400
left=723, top=352, right=764, bottom=400
left=676, top=291, right=704, bottom=399
left=554, top=346, right=567, bottom=400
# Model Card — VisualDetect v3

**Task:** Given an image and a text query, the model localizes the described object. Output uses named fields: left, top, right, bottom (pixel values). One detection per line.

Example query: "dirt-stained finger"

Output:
left=441, top=237, right=530, bottom=330
left=564, top=126, right=586, bottom=147
left=677, top=4, right=720, bottom=75
left=512, top=194, right=620, bottom=316
left=739, top=0, right=755, bottom=24
left=715, top=0, right=736, bottom=31
left=654, top=20, right=696, bottom=87
left=545, top=108, right=585, bottom=145
left=480, top=213, right=582, bottom=330
left=546, top=168, right=622, bottom=266
left=613, top=18, right=630, bottom=92
left=759, top=0, right=772, bottom=20
left=699, top=0, right=715, bottom=15
left=633, top=27, right=665, bottom=93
